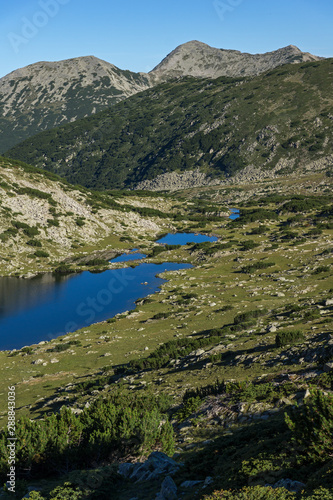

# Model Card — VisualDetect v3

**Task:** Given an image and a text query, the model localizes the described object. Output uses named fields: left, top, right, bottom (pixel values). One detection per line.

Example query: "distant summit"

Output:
left=150, top=41, right=323, bottom=79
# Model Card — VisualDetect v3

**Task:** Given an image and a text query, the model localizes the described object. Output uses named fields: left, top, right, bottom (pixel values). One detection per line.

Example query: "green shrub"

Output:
left=150, top=246, right=167, bottom=257
left=48, top=218, right=60, bottom=227
left=303, top=309, right=321, bottom=321
left=285, top=389, right=333, bottom=463
left=240, top=240, right=260, bottom=251
left=20, top=347, right=34, bottom=355
left=152, top=312, right=172, bottom=320
left=281, top=231, right=299, bottom=240
left=276, top=330, right=304, bottom=347
left=240, top=261, right=275, bottom=273
left=76, top=218, right=85, bottom=227
left=120, top=334, right=221, bottom=374
left=225, top=381, right=276, bottom=403
left=218, top=305, right=234, bottom=312
left=4, top=227, right=19, bottom=236
left=233, top=309, right=267, bottom=325
left=12, top=220, right=30, bottom=229
left=0, top=392, right=175, bottom=480
left=305, top=488, right=333, bottom=499
left=203, top=486, right=295, bottom=499
left=183, top=379, right=226, bottom=401
left=53, top=264, right=75, bottom=274
left=233, top=209, right=278, bottom=224
left=26, top=239, right=42, bottom=247
left=47, top=340, right=81, bottom=352
left=34, top=250, right=49, bottom=258
left=85, top=258, right=109, bottom=266
left=249, top=226, right=269, bottom=235
left=313, top=266, right=330, bottom=274
left=23, top=226, right=40, bottom=237
left=175, top=396, right=201, bottom=422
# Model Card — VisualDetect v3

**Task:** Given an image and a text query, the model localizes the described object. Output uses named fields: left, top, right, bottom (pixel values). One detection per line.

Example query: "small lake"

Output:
left=156, top=232, right=218, bottom=245
left=0, top=263, right=191, bottom=351
left=0, top=231, right=229, bottom=350
left=229, top=209, right=240, bottom=220
left=110, top=251, right=147, bottom=263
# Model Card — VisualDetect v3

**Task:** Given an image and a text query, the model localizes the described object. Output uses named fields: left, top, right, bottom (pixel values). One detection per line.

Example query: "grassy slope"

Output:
left=0, top=172, right=332, bottom=498
left=0, top=68, right=152, bottom=153
left=5, top=59, right=333, bottom=189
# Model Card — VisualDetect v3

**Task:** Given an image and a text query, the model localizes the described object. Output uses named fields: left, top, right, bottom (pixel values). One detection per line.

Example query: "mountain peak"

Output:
left=0, top=56, right=153, bottom=152
left=150, top=41, right=322, bottom=79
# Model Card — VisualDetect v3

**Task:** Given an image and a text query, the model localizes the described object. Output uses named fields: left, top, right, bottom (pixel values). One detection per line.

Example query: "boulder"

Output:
left=118, top=451, right=182, bottom=483
left=272, top=478, right=305, bottom=493
left=156, top=475, right=178, bottom=500
left=118, top=462, right=135, bottom=479
left=180, top=480, right=203, bottom=489
left=324, top=361, right=333, bottom=372
left=203, top=476, right=214, bottom=487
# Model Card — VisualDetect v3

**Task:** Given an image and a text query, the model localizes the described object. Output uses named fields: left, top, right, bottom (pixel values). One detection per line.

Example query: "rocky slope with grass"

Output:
left=0, top=157, right=180, bottom=276
left=0, top=171, right=332, bottom=499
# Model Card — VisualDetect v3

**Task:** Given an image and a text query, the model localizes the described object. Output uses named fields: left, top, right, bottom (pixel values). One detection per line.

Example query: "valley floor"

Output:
left=0, top=171, right=332, bottom=499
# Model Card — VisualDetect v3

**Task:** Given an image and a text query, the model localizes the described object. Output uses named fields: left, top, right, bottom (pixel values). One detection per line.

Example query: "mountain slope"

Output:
left=150, top=40, right=323, bottom=79
left=0, top=157, right=176, bottom=276
left=0, top=42, right=322, bottom=154
left=0, top=56, right=153, bottom=153
left=6, top=58, right=333, bottom=190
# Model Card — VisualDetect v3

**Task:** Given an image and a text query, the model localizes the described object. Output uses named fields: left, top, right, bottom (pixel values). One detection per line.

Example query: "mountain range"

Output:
left=6, top=57, right=333, bottom=190
left=0, top=41, right=323, bottom=154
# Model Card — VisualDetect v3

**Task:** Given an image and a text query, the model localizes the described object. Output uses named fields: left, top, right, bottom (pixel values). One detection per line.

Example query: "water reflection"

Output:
left=156, top=233, right=218, bottom=245
left=0, top=273, right=74, bottom=319
left=0, top=263, right=191, bottom=350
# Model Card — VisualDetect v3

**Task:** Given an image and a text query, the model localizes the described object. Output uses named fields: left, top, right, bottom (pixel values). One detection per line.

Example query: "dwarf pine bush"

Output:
left=285, top=389, right=333, bottom=463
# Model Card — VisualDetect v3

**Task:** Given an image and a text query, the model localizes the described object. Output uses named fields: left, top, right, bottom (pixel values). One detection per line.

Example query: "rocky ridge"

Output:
left=150, top=41, right=322, bottom=79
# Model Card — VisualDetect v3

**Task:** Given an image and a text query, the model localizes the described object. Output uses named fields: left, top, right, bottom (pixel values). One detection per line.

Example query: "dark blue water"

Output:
left=157, top=233, right=218, bottom=245
left=110, top=252, right=147, bottom=263
left=0, top=263, right=191, bottom=350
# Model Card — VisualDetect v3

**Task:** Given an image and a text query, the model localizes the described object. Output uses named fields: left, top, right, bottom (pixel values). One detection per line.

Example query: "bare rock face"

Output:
left=150, top=40, right=322, bottom=80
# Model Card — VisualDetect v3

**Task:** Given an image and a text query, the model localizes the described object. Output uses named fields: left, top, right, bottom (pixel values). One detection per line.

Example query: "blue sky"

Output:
left=1, top=0, right=332, bottom=78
